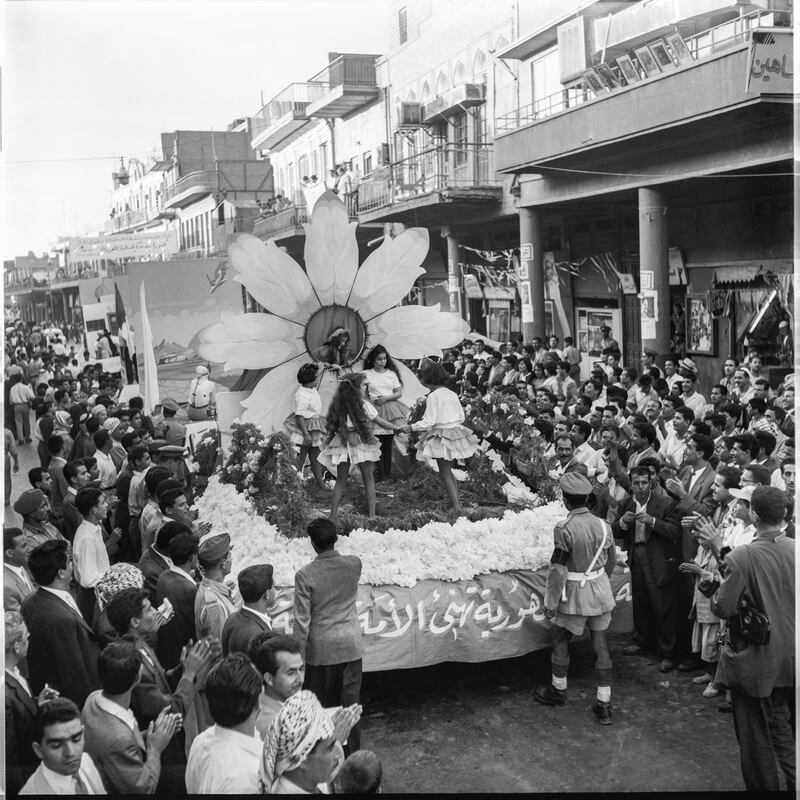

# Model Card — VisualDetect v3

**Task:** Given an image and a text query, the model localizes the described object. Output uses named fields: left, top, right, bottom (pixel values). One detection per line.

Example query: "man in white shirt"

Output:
left=661, top=406, right=693, bottom=470
left=73, top=488, right=120, bottom=623
left=92, top=430, right=118, bottom=492
left=4, top=527, right=35, bottom=613
left=186, top=653, right=264, bottom=794
left=570, top=421, right=607, bottom=481
left=732, top=368, right=755, bottom=406
left=10, top=378, right=35, bottom=444
left=187, top=365, right=216, bottom=421
left=20, top=697, right=106, bottom=795
left=680, top=374, right=707, bottom=418
left=663, top=358, right=683, bottom=392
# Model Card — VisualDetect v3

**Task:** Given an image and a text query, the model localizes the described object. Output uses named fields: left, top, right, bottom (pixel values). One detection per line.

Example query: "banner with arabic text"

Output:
left=269, top=565, right=631, bottom=672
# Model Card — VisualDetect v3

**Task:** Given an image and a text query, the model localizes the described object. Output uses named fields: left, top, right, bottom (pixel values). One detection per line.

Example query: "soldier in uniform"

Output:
left=534, top=472, right=617, bottom=725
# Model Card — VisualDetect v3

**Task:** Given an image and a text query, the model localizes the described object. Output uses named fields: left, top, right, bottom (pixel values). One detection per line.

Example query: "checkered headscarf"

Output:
left=259, top=690, right=334, bottom=792
left=94, top=563, right=144, bottom=611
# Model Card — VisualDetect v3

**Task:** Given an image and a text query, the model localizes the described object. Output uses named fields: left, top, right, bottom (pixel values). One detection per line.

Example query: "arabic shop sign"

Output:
left=267, top=565, right=632, bottom=672
left=67, top=231, right=178, bottom=260
left=746, top=29, right=792, bottom=94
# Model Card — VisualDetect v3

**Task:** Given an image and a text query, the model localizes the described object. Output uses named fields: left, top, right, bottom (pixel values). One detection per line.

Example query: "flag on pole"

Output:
left=139, top=280, right=159, bottom=414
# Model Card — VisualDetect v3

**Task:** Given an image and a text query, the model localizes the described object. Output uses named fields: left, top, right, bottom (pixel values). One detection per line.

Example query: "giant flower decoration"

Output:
left=195, top=191, right=469, bottom=432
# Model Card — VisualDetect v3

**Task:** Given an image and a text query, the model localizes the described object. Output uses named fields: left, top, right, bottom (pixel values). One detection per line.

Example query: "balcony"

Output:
left=162, top=170, right=217, bottom=209
left=422, top=83, right=486, bottom=124
left=251, top=83, right=328, bottom=151
left=495, top=15, right=793, bottom=180
left=357, top=142, right=502, bottom=226
left=104, top=208, right=152, bottom=234
left=305, top=54, right=380, bottom=119
left=252, top=205, right=309, bottom=241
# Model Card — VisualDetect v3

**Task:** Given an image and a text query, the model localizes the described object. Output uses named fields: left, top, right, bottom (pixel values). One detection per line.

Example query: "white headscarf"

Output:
left=259, top=690, right=334, bottom=793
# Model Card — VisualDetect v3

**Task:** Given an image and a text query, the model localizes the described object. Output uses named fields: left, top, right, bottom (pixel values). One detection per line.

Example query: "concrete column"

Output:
left=638, top=188, right=671, bottom=356
left=518, top=207, right=545, bottom=342
left=61, top=291, right=69, bottom=322
left=442, top=227, right=462, bottom=316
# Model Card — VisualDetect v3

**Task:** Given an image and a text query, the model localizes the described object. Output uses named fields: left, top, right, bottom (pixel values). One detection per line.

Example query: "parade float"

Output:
left=192, top=193, right=631, bottom=671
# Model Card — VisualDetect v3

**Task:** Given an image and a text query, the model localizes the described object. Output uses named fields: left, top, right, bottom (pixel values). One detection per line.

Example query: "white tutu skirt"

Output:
left=415, top=425, right=479, bottom=462
left=284, top=414, right=327, bottom=448
left=375, top=399, right=409, bottom=426
left=318, top=431, right=381, bottom=472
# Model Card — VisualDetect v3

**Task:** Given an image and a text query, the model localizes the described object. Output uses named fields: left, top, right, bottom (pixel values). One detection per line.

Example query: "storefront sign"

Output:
left=267, top=566, right=632, bottom=672
left=640, top=270, right=654, bottom=290
left=519, top=282, right=534, bottom=324
left=746, top=29, right=793, bottom=94
left=68, top=232, right=178, bottom=260
left=463, top=274, right=483, bottom=299
left=483, top=287, right=515, bottom=301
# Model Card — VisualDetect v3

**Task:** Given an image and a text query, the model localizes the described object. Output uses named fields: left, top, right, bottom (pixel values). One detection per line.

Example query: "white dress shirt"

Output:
left=95, top=450, right=118, bottom=490
left=20, top=753, right=106, bottom=795
left=73, top=520, right=110, bottom=589
left=169, top=564, right=197, bottom=587
left=186, top=725, right=263, bottom=794
left=41, top=585, right=83, bottom=617
left=6, top=562, right=34, bottom=592
left=662, top=430, right=686, bottom=467
left=94, top=693, right=137, bottom=732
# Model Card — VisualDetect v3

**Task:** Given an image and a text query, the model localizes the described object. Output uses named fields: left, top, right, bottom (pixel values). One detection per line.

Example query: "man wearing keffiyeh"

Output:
left=260, top=690, right=339, bottom=794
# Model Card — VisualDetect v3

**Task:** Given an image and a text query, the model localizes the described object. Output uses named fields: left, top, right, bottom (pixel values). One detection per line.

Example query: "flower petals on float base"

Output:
left=195, top=314, right=305, bottom=371
left=228, top=234, right=318, bottom=319
left=302, top=192, right=360, bottom=307
left=349, top=227, right=429, bottom=318
left=367, top=304, right=470, bottom=360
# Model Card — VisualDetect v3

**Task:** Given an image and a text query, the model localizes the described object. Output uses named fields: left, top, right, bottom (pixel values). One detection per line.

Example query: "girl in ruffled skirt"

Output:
left=319, top=371, right=401, bottom=520
left=284, top=363, right=329, bottom=490
left=402, top=358, right=479, bottom=515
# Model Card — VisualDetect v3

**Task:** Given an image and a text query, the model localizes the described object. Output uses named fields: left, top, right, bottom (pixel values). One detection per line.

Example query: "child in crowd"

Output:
left=319, top=372, right=401, bottom=520
left=402, top=358, right=479, bottom=515
left=284, top=362, right=329, bottom=491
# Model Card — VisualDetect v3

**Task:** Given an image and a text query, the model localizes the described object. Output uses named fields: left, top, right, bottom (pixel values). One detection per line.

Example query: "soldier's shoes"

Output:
left=592, top=700, right=613, bottom=725
left=533, top=684, right=567, bottom=707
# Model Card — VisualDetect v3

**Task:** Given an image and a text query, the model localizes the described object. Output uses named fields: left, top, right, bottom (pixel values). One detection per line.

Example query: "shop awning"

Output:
left=699, top=260, right=793, bottom=288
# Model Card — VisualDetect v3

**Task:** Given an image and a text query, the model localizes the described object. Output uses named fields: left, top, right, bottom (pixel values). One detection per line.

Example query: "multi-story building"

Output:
left=494, top=0, right=793, bottom=386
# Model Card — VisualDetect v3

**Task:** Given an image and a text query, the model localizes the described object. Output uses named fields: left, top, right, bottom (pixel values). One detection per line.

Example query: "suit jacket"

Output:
left=221, top=607, right=273, bottom=655
left=21, top=588, right=100, bottom=706
left=155, top=570, right=197, bottom=670
left=82, top=690, right=161, bottom=794
left=61, top=490, right=83, bottom=542
left=676, top=462, right=717, bottom=560
left=5, top=672, right=39, bottom=795
left=612, top=493, right=682, bottom=587
left=4, top=564, right=35, bottom=613
left=19, top=754, right=106, bottom=796
left=138, top=546, right=171, bottom=602
left=47, top=458, right=69, bottom=520
left=293, top=550, right=364, bottom=666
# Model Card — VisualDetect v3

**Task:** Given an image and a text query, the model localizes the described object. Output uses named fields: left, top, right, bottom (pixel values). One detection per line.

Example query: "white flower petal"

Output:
left=350, top=227, right=429, bottom=318
left=303, top=192, right=359, bottom=306
left=394, top=360, right=429, bottom=407
left=196, top=314, right=304, bottom=371
left=241, top=355, right=307, bottom=433
left=368, top=304, right=469, bottom=359
left=228, top=234, right=318, bottom=319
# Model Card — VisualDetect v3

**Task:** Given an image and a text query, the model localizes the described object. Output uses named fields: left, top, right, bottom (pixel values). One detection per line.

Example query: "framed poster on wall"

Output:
left=686, top=294, right=716, bottom=356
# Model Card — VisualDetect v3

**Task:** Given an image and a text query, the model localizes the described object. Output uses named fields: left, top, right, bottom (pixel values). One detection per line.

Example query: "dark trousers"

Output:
left=674, top=572, right=695, bottom=661
left=630, top=547, right=676, bottom=658
left=305, top=659, right=362, bottom=752
left=75, top=584, right=97, bottom=626
left=731, top=686, right=795, bottom=792
left=128, top=515, right=142, bottom=563
left=37, top=442, right=51, bottom=470
left=376, top=434, right=393, bottom=481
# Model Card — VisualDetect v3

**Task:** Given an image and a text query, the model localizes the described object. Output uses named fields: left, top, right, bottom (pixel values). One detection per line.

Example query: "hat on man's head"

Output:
left=779, top=320, right=790, bottom=329
left=102, top=417, right=121, bottom=433
left=678, top=357, right=698, bottom=374
left=198, top=531, right=230, bottom=561
left=94, top=563, right=144, bottom=612
left=78, top=412, right=91, bottom=424
left=729, top=485, right=756, bottom=503
left=90, top=404, right=106, bottom=417
left=147, top=438, right=168, bottom=455
left=158, top=445, right=185, bottom=458
left=195, top=365, right=209, bottom=376
left=161, top=397, right=179, bottom=413
left=559, top=472, right=593, bottom=495
left=643, top=347, right=658, bottom=358
left=13, top=489, right=45, bottom=516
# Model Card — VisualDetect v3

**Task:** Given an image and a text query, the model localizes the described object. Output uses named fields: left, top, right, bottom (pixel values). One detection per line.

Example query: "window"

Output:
left=363, top=151, right=373, bottom=175
left=453, top=111, right=468, bottom=165
left=531, top=47, right=561, bottom=115
left=398, top=7, right=407, bottom=44
left=298, top=155, right=309, bottom=182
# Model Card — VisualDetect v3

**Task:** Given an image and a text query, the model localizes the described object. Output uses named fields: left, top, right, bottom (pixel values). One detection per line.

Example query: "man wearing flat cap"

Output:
left=15, top=489, right=66, bottom=550
left=187, top=365, right=216, bottom=421
left=194, top=532, right=237, bottom=642
left=534, top=472, right=617, bottom=725
left=159, top=398, right=187, bottom=447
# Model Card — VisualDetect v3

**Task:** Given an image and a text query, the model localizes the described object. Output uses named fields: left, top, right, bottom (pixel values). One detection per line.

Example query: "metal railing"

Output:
left=495, top=8, right=792, bottom=135
left=105, top=208, right=150, bottom=233
left=162, top=170, right=217, bottom=205
left=252, top=205, right=309, bottom=238
left=250, top=83, right=328, bottom=141
left=307, top=54, right=378, bottom=87
left=358, top=143, right=498, bottom=213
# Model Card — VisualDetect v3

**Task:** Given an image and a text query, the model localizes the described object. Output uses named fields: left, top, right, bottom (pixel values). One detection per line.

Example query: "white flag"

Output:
left=139, top=281, right=159, bottom=414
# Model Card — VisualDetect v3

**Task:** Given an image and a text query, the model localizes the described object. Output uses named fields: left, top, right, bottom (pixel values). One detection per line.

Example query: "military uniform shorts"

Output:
left=555, top=610, right=612, bottom=636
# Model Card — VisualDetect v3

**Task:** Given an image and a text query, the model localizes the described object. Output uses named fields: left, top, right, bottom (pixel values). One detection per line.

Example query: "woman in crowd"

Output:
left=362, top=345, right=408, bottom=482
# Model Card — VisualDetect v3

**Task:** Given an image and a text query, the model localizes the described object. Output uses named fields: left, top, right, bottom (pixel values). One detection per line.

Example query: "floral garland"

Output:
left=195, top=476, right=567, bottom=588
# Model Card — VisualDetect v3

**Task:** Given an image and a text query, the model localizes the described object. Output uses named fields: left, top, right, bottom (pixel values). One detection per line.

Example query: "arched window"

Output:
left=407, top=88, right=417, bottom=102
left=421, top=81, right=431, bottom=103
left=453, top=61, right=466, bottom=86
left=472, top=50, right=487, bottom=81
left=435, top=71, right=448, bottom=97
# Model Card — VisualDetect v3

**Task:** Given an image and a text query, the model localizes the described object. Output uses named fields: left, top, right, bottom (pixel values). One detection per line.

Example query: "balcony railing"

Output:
left=162, top=170, right=217, bottom=206
left=105, top=208, right=150, bottom=233
left=307, top=54, right=377, bottom=87
left=358, top=143, right=499, bottom=213
left=495, top=8, right=791, bottom=135
left=250, top=83, right=328, bottom=143
left=252, top=205, right=309, bottom=239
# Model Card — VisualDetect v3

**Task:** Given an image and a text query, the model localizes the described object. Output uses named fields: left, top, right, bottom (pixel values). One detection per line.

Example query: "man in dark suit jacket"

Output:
left=663, top=433, right=717, bottom=666
left=5, top=611, right=41, bottom=794
left=139, top=521, right=184, bottom=602
left=4, top=527, right=35, bottom=613
left=221, top=564, right=275, bottom=655
left=156, top=532, right=199, bottom=670
left=21, top=540, right=100, bottom=707
left=294, top=518, right=364, bottom=752
left=612, top=466, right=682, bottom=672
